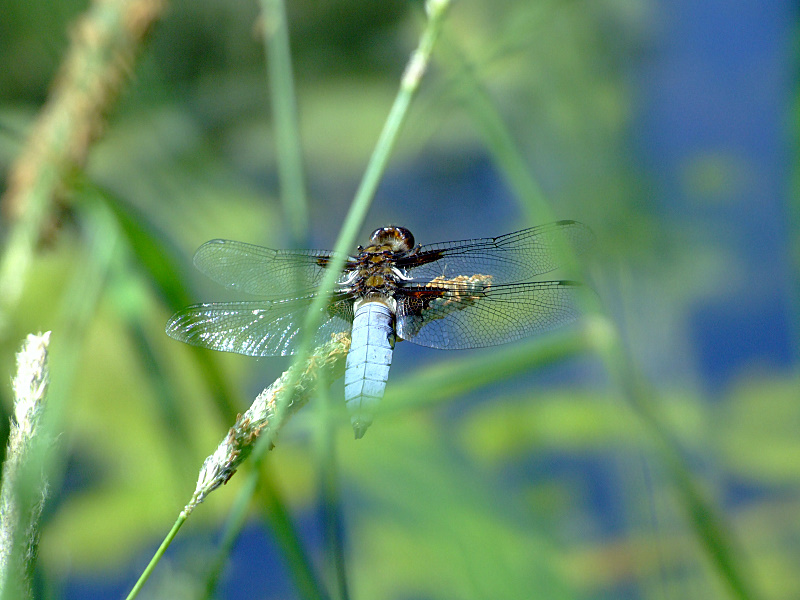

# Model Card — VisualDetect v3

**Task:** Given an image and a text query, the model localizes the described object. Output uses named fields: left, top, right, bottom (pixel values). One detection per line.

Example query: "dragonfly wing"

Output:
left=402, top=220, right=594, bottom=285
left=396, top=280, right=588, bottom=350
left=193, top=239, right=346, bottom=298
left=165, top=298, right=353, bottom=356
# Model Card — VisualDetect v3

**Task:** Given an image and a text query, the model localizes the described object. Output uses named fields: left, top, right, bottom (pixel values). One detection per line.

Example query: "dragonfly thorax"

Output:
left=340, top=237, right=412, bottom=302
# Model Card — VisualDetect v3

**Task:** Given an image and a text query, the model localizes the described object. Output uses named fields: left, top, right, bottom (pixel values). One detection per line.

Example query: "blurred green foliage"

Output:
left=1, top=1, right=797, bottom=599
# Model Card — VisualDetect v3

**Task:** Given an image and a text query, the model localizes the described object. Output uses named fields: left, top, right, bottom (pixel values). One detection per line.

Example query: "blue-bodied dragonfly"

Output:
left=166, top=220, right=593, bottom=438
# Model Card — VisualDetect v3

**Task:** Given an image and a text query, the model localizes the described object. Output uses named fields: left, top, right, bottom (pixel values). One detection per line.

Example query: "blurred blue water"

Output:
left=636, top=0, right=796, bottom=390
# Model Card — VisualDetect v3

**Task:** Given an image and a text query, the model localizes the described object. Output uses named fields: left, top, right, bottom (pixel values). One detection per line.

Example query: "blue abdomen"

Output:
left=344, top=302, right=395, bottom=438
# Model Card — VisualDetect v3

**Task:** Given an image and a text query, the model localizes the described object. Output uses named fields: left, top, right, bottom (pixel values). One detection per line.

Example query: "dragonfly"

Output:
left=166, top=220, right=593, bottom=438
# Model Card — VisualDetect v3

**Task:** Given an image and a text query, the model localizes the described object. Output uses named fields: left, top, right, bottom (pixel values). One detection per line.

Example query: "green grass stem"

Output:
left=252, top=0, right=453, bottom=479
left=199, top=474, right=259, bottom=600
left=259, top=0, right=309, bottom=243
left=600, top=324, right=759, bottom=600
left=255, top=474, right=331, bottom=600
left=435, top=32, right=760, bottom=597
left=314, top=376, right=350, bottom=600
left=437, top=34, right=555, bottom=225
left=197, top=468, right=328, bottom=600
left=124, top=513, right=187, bottom=600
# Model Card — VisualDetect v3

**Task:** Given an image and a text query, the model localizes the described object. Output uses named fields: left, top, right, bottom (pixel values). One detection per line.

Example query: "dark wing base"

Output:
left=396, top=281, right=588, bottom=350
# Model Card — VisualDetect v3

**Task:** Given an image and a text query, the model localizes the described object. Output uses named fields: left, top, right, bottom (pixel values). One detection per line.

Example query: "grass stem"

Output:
left=124, top=514, right=187, bottom=600
left=259, top=0, right=309, bottom=244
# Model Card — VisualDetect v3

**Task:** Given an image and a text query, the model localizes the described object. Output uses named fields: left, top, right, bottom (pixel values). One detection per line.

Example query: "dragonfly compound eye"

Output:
left=369, top=226, right=415, bottom=253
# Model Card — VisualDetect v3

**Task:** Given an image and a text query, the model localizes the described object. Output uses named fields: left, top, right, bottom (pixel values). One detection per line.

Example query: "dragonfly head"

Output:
left=368, top=226, right=415, bottom=254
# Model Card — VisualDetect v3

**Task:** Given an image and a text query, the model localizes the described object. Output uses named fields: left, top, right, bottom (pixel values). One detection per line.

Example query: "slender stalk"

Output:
left=267, top=0, right=453, bottom=449
left=315, top=374, right=350, bottom=600
left=229, top=11, right=455, bottom=593
left=440, top=31, right=758, bottom=600
left=199, top=461, right=327, bottom=600
left=256, top=475, right=330, bottom=600
left=125, top=514, right=187, bottom=600
left=437, top=33, right=554, bottom=224
left=597, top=317, right=758, bottom=600
left=200, top=474, right=258, bottom=600
left=259, top=0, right=309, bottom=243
left=266, top=3, right=456, bottom=584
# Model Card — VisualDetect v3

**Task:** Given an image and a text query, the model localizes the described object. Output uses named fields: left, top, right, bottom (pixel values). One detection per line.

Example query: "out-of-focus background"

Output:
left=1, top=0, right=797, bottom=599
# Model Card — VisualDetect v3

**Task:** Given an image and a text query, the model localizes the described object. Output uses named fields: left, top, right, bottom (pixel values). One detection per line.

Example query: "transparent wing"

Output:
left=401, top=220, right=594, bottom=285
left=165, top=298, right=353, bottom=357
left=192, top=239, right=346, bottom=298
left=396, top=280, right=588, bottom=350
